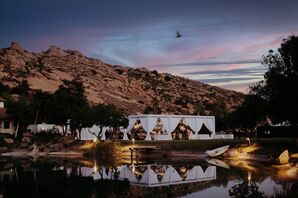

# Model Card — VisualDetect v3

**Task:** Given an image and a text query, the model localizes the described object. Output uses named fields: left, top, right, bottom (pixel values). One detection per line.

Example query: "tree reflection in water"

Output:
left=229, top=181, right=266, bottom=198
left=1, top=157, right=298, bottom=198
left=273, top=180, right=298, bottom=198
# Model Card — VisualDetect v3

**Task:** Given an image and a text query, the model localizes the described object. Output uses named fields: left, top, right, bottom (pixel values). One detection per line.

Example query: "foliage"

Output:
left=11, top=80, right=30, bottom=96
left=229, top=181, right=266, bottom=198
left=228, top=95, right=267, bottom=130
left=5, top=95, right=35, bottom=134
left=143, top=97, right=161, bottom=114
left=206, top=100, right=229, bottom=131
left=93, top=103, right=128, bottom=138
left=0, top=82, right=10, bottom=94
left=251, top=35, right=298, bottom=125
left=1, top=78, right=129, bottom=139
left=69, top=103, right=94, bottom=139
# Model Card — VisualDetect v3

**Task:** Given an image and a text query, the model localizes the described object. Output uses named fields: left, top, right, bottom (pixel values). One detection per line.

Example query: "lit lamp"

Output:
left=246, top=138, right=251, bottom=145
left=132, top=138, right=135, bottom=147
left=93, top=161, right=98, bottom=172
left=247, top=172, right=252, bottom=184
left=93, top=137, right=98, bottom=143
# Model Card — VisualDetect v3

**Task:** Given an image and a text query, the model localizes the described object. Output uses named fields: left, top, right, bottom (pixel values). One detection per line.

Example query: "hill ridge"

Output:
left=0, top=41, right=244, bottom=114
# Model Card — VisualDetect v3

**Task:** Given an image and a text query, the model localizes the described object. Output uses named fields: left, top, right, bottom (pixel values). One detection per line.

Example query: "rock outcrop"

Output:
left=0, top=42, right=244, bottom=114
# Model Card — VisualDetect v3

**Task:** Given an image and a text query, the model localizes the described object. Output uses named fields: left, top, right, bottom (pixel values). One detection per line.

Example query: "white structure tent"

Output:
left=125, top=114, right=216, bottom=140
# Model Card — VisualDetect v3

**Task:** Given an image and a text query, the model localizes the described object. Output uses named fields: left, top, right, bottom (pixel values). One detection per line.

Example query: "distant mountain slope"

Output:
left=0, top=42, right=244, bottom=114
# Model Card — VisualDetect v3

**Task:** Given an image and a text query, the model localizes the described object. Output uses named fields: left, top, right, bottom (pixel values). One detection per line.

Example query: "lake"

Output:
left=0, top=156, right=297, bottom=198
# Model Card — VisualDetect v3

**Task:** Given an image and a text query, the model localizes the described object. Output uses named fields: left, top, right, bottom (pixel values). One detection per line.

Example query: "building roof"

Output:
left=0, top=108, right=8, bottom=119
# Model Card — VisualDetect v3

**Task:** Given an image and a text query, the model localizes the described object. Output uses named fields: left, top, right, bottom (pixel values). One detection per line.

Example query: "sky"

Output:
left=1, top=0, right=298, bottom=93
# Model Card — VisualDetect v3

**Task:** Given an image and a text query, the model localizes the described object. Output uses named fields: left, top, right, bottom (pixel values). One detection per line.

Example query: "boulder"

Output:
left=23, top=132, right=33, bottom=137
left=20, top=142, right=29, bottom=148
left=10, top=41, right=23, bottom=51
left=46, top=46, right=65, bottom=56
left=223, top=148, right=240, bottom=157
left=3, top=138, right=14, bottom=144
left=21, top=135, right=32, bottom=144
left=278, top=150, right=289, bottom=165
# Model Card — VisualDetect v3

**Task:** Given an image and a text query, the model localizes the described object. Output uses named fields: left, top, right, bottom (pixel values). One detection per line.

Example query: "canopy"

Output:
left=128, top=114, right=216, bottom=140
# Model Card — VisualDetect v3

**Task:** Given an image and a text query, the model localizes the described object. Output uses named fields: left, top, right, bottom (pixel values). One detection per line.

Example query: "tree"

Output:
left=229, top=181, right=266, bottom=198
left=207, top=100, right=229, bottom=131
left=229, top=95, right=267, bottom=130
left=93, top=104, right=128, bottom=139
left=251, top=35, right=298, bottom=125
left=48, top=79, right=87, bottom=135
left=11, top=80, right=30, bottom=96
left=6, top=96, right=35, bottom=136
left=31, top=90, right=53, bottom=123
left=70, top=103, right=94, bottom=139
left=143, top=97, right=162, bottom=114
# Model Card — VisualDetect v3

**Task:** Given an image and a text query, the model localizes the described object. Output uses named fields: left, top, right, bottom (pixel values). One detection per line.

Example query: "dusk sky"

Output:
left=1, top=0, right=298, bottom=93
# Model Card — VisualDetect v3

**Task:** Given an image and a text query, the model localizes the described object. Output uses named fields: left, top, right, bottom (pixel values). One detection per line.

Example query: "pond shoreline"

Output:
left=1, top=137, right=297, bottom=160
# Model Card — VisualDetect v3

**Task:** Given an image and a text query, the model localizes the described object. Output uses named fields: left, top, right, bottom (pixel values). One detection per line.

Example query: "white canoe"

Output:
left=207, top=158, right=230, bottom=169
left=205, top=145, right=230, bottom=157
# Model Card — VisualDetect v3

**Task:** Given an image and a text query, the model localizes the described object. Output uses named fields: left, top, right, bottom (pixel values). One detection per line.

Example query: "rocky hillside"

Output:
left=0, top=42, right=244, bottom=114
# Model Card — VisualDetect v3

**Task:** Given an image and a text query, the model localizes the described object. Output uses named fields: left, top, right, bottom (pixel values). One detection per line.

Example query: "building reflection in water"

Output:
left=79, top=164, right=217, bottom=187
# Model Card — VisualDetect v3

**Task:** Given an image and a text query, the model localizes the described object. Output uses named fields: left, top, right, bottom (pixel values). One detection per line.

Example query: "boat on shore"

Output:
left=205, top=145, right=230, bottom=157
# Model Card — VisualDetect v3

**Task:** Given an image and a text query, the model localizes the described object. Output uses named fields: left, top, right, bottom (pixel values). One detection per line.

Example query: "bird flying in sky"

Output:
left=176, top=31, right=182, bottom=38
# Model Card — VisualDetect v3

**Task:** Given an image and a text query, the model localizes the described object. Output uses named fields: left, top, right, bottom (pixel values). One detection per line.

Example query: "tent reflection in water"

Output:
left=80, top=164, right=217, bottom=187
left=125, top=114, right=217, bottom=140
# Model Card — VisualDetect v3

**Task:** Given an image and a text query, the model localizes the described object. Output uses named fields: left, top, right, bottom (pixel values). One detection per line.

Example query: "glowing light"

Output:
left=93, top=162, right=98, bottom=172
left=132, top=138, right=135, bottom=145
left=246, top=138, right=251, bottom=145
left=132, top=165, right=135, bottom=173
left=93, top=138, right=98, bottom=143
left=247, top=172, right=251, bottom=182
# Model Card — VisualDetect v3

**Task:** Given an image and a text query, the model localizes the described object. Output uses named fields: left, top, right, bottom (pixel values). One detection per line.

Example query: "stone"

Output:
left=10, top=41, right=23, bottom=51
left=3, top=138, right=14, bottom=144
left=223, top=148, right=240, bottom=157
left=21, top=136, right=32, bottom=144
left=20, top=142, right=29, bottom=148
left=46, top=46, right=65, bottom=56
left=278, top=150, right=289, bottom=165
left=23, top=132, right=33, bottom=137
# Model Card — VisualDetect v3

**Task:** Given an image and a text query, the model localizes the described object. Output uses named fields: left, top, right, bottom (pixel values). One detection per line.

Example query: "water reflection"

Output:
left=0, top=157, right=298, bottom=198
left=80, top=164, right=216, bottom=187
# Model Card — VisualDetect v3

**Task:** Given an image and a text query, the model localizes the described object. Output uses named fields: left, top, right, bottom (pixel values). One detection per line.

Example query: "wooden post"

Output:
left=130, top=148, right=133, bottom=164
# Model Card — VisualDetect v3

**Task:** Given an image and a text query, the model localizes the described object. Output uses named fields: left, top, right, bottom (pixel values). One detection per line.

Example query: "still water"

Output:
left=0, top=157, right=297, bottom=198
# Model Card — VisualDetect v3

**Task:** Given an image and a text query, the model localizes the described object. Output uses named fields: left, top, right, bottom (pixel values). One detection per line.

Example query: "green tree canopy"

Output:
left=93, top=103, right=128, bottom=138
left=48, top=79, right=88, bottom=135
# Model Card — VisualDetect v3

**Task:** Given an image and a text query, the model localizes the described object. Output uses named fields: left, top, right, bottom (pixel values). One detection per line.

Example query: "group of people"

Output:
left=104, top=128, right=124, bottom=140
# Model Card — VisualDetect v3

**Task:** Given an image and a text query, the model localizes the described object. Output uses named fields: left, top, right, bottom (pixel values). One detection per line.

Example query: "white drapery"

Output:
left=127, top=118, right=137, bottom=131
left=127, top=115, right=215, bottom=140
left=160, top=117, right=181, bottom=133
left=139, top=116, right=158, bottom=140
left=184, top=117, right=197, bottom=132
left=139, top=117, right=158, bottom=133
